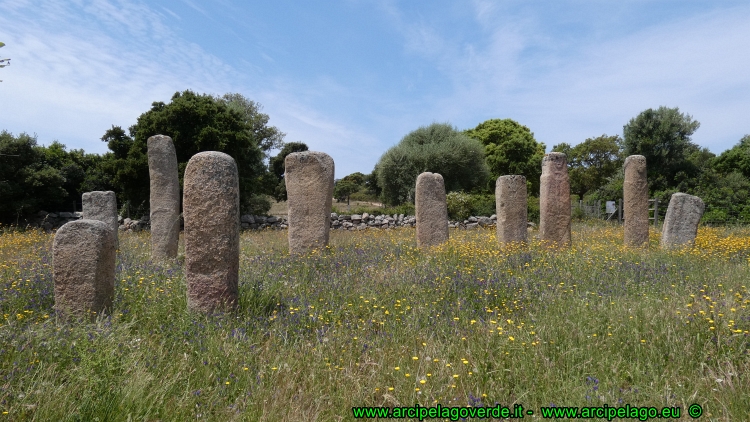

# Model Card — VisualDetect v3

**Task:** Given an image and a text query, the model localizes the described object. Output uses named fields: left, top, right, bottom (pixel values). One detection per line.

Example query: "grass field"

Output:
left=1, top=223, right=749, bottom=420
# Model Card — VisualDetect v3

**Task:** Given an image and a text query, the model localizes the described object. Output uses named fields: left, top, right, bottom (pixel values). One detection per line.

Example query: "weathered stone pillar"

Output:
left=539, top=152, right=571, bottom=247
left=148, top=134, right=180, bottom=260
left=82, top=190, right=118, bottom=249
left=53, top=220, right=116, bottom=321
left=660, top=193, right=705, bottom=249
left=496, top=175, right=527, bottom=246
left=623, top=155, right=649, bottom=247
left=285, top=151, right=334, bottom=254
left=416, top=172, right=449, bottom=248
left=183, top=152, right=240, bottom=313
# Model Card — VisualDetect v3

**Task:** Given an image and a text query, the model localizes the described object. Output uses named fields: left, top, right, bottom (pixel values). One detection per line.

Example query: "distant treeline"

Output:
left=2, top=92, right=749, bottom=225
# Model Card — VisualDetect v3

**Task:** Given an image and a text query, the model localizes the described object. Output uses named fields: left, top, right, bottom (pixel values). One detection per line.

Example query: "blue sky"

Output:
left=1, top=0, right=749, bottom=178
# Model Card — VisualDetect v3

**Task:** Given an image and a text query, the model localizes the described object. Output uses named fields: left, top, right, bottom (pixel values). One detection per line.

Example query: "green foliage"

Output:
left=268, top=142, right=309, bottom=201
left=244, top=194, right=272, bottom=216
left=464, top=119, right=545, bottom=194
left=376, top=123, right=489, bottom=205
left=333, top=179, right=360, bottom=204
left=104, top=90, right=272, bottom=214
left=0, top=131, right=106, bottom=221
left=334, top=172, right=368, bottom=204
left=527, top=195, right=540, bottom=223
left=446, top=191, right=473, bottom=220
left=714, top=134, right=750, bottom=179
left=552, top=134, right=623, bottom=199
left=622, top=106, right=701, bottom=194
left=365, top=167, right=382, bottom=198
left=694, top=170, right=750, bottom=224
left=446, top=191, right=496, bottom=220
left=0, top=41, right=9, bottom=74
left=214, top=93, right=285, bottom=160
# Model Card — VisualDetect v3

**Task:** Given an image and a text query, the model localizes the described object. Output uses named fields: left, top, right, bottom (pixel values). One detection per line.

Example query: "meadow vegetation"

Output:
left=1, top=223, right=749, bottom=420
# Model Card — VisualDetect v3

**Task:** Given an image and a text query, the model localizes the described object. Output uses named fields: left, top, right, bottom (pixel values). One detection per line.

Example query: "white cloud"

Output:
left=0, top=0, right=239, bottom=152
left=401, top=3, right=750, bottom=152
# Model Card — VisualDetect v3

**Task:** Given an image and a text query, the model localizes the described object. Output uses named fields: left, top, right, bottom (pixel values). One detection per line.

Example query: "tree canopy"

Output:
left=334, top=172, right=367, bottom=205
left=464, top=118, right=545, bottom=193
left=622, top=106, right=701, bottom=195
left=552, top=134, right=623, bottom=199
left=376, top=123, right=489, bottom=205
left=100, top=90, right=278, bottom=215
left=714, top=134, right=750, bottom=179
left=0, top=131, right=104, bottom=222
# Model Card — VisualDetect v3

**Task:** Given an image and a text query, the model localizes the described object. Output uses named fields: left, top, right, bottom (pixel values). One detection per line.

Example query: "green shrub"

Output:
left=446, top=191, right=473, bottom=220
left=527, top=195, right=540, bottom=223
left=244, top=194, right=271, bottom=216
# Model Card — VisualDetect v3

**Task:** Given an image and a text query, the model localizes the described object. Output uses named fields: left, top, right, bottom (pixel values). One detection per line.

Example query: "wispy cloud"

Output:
left=0, top=0, right=238, bottom=152
left=384, top=2, right=750, bottom=152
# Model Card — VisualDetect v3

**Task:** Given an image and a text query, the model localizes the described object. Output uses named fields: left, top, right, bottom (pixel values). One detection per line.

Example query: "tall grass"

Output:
left=1, top=223, right=749, bottom=420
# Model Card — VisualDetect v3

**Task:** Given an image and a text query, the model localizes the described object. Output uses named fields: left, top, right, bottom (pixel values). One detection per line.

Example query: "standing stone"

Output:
left=53, top=220, right=116, bottom=321
left=148, top=134, right=180, bottom=260
left=285, top=151, right=334, bottom=254
left=183, top=152, right=239, bottom=313
left=82, top=190, right=118, bottom=249
left=623, top=155, right=649, bottom=247
left=539, top=152, right=571, bottom=247
left=496, top=175, right=527, bottom=246
left=660, top=193, right=705, bottom=249
left=415, top=172, right=449, bottom=248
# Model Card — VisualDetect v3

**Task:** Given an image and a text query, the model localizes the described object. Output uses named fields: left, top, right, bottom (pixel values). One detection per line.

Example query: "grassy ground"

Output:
left=1, top=223, right=749, bottom=420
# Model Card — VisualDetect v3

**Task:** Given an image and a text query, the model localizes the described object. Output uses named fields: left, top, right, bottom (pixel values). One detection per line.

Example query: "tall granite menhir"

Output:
left=416, top=172, right=449, bottom=248
left=285, top=151, right=334, bottom=254
left=623, top=155, right=649, bottom=248
left=539, top=152, right=571, bottom=247
left=660, top=193, right=705, bottom=249
left=82, top=190, right=118, bottom=248
left=148, top=134, right=180, bottom=260
left=183, top=152, right=240, bottom=313
left=53, top=220, right=116, bottom=321
left=496, top=175, right=527, bottom=246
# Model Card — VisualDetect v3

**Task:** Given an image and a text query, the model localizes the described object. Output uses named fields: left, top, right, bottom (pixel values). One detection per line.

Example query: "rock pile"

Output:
left=32, top=211, right=83, bottom=231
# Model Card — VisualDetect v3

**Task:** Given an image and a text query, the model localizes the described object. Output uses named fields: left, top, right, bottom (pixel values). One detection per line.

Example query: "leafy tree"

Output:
left=215, top=93, right=285, bottom=159
left=334, top=172, right=367, bottom=205
left=365, top=167, right=382, bottom=198
left=0, top=42, right=9, bottom=82
left=0, top=131, right=66, bottom=221
left=713, top=134, right=750, bottom=178
left=552, top=134, right=623, bottom=199
left=464, top=118, right=546, bottom=194
left=334, top=179, right=360, bottom=205
left=268, top=142, right=309, bottom=201
left=103, top=90, right=274, bottom=215
left=376, top=123, right=489, bottom=205
left=622, top=106, right=701, bottom=194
